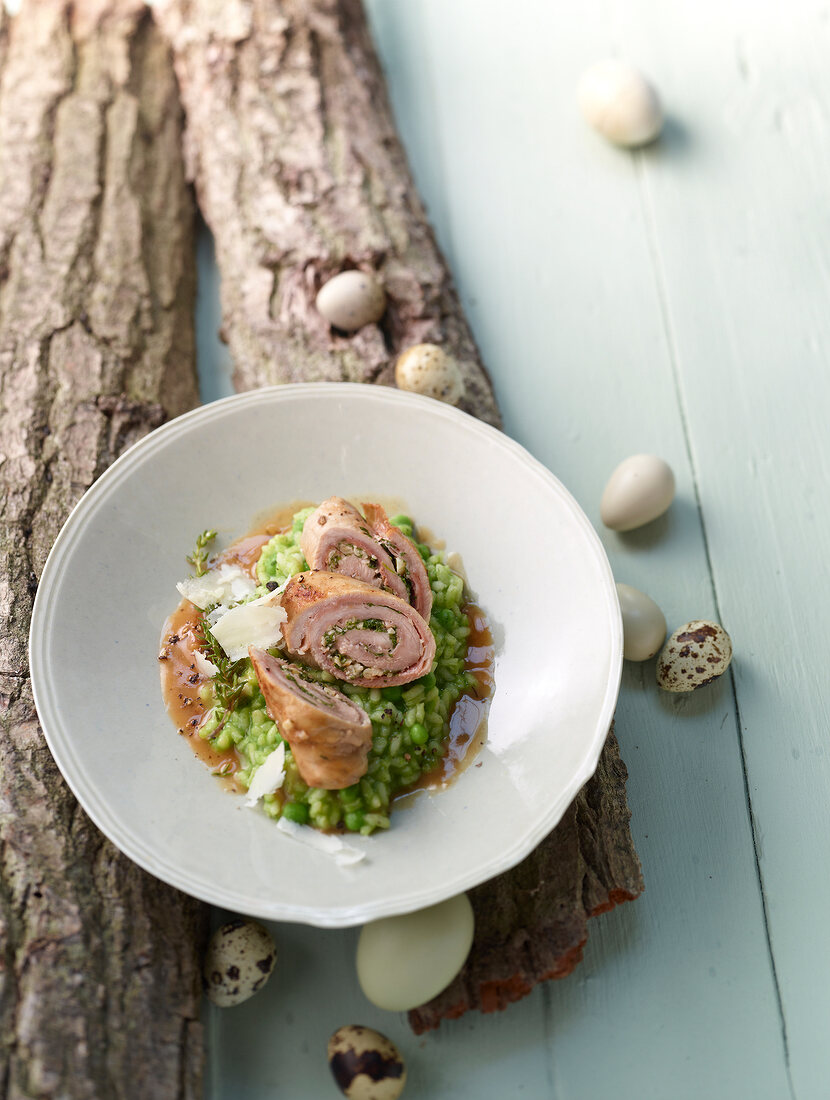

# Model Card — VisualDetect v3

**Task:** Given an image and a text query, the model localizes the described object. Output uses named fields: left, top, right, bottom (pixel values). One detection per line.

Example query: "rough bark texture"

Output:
left=0, top=2, right=206, bottom=1096
left=409, top=726, right=644, bottom=1033
left=159, top=0, right=644, bottom=1034
left=157, top=0, right=502, bottom=426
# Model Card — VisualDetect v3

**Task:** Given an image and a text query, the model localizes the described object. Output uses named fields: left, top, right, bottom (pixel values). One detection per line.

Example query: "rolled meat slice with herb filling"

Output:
left=362, top=502, right=433, bottom=622
left=301, top=497, right=408, bottom=602
left=280, top=572, right=436, bottom=688
left=248, top=648, right=372, bottom=790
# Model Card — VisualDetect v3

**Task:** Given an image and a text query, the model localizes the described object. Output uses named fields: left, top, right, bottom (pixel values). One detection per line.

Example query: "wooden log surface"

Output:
left=160, top=0, right=644, bottom=1031
left=156, top=0, right=501, bottom=426
left=0, top=2, right=206, bottom=1096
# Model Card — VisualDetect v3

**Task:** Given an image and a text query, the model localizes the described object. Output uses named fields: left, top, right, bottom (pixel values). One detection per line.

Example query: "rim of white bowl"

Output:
left=29, top=383, right=622, bottom=927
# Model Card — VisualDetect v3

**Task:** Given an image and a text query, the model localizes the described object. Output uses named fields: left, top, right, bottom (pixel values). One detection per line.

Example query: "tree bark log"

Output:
left=0, top=2, right=206, bottom=1096
left=157, top=0, right=501, bottom=426
left=160, top=0, right=644, bottom=1033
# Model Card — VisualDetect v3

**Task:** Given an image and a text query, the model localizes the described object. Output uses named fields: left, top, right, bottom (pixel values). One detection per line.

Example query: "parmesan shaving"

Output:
left=276, top=817, right=366, bottom=866
left=177, top=563, right=256, bottom=611
left=244, top=743, right=286, bottom=807
left=193, top=650, right=219, bottom=679
left=209, top=591, right=287, bottom=662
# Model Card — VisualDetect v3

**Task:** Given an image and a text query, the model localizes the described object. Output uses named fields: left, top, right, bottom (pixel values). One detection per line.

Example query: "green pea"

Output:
left=389, top=514, right=413, bottom=529
left=282, top=802, right=310, bottom=825
left=213, top=729, right=232, bottom=753
left=381, top=685, right=404, bottom=702
left=410, top=723, right=428, bottom=745
left=199, top=716, right=218, bottom=740
left=437, top=608, right=457, bottom=629
left=344, top=811, right=365, bottom=832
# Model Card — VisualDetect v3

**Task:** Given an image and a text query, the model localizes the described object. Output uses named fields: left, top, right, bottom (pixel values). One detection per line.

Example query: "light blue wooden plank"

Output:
left=194, top=0, right=815, bottom=1094
left=206, top=915, right=553, bottom=1100
left=196, top=222, right=235, bottom=404
left=362, top=1, right=791, bottom=1097
left=612, top=2, right=830, bottom=1095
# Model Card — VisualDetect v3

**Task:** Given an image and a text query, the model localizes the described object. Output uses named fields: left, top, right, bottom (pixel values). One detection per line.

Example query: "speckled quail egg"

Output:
left=616, top=583, right=667, bottom=661
left=316, top=270, right=386, bottom=332
left=357, top=893, right=474, bottom=1012
left=327, top=1026, right=407, bottom=1100
left=600, top=454, right=675, bottom=531
left=394, top=343, right=465, bottom=405
left=578, top=60, right=663, bottom=147
left=656, top=620, right=733, bottom=692
left=202, top=919, right=276, bottom=1007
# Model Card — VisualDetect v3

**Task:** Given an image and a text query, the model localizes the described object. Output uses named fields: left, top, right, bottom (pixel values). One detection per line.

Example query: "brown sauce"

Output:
left=246, top=499, right=315, bottom=538
left=160, top=504, right=494, bottom=805
left=157, top=534, right=273, bottom=791
left=394, top=604, right=493, bottom=808
left=159, top=600, right=242, bottom=787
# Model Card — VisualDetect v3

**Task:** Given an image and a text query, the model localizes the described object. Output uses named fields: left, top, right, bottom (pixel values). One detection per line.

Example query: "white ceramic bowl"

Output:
left=29, top=384, right=621, bottom=927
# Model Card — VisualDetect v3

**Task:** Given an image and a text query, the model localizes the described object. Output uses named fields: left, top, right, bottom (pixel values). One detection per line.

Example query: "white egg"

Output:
left=327, top=1025, right=407, bottom=1100
left=656, top=620, right=733, bottom=693
left=395, top=343, right=465, bottom=405
left=578, top=60, right=663, bottom=148
left=202, top=919, right=277, bottom=1007
left=600, top=454, right=675, bottom=531
left=316, top=270, right=386, bottom=332
left=616, top=583, right=667, bottom=661
left=356, top=893, right=474, bottom=1012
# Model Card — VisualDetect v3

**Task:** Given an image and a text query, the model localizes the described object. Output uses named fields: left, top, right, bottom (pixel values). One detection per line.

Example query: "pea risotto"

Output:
left=160, top=502, right=492, bottom=835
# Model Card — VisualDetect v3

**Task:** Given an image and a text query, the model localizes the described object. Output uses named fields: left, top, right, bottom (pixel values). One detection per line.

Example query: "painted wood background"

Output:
left=194, top=0, right=829, bottom=1096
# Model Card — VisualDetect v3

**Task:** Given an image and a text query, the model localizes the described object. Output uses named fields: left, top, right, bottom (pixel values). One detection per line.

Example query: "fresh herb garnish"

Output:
left=187, top=529, right=217, bottom=577
left=194, top=613, right=246, bottom=715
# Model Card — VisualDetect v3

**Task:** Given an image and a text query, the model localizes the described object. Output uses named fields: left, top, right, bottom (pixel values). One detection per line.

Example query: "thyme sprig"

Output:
left=195, top=612, right=246, bottom=712
left=187, top=529, right=217, bottom=577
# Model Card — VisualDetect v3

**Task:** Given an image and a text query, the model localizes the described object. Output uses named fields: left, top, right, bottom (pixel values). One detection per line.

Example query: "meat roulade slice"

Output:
left=362, top=502, right=433, bottom=622
left=280, top=572, right=436, bottom=688
left=248, top=648, right=372, bottom=790
left=300, top=497, right=409, bottom=602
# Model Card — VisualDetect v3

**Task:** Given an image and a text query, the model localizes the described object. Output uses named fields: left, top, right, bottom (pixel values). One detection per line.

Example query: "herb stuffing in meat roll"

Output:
left=281, top=571, right=436, bottom=687
left=362, top=501, right=433, bottom=622
left=300, top=497, right=409, bottom=601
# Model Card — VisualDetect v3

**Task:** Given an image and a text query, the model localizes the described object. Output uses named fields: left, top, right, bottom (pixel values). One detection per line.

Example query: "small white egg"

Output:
left=316, top=270, right=386, bottom=332
left=202, top=919, right=277, bottom=1007
left=327, top=1025, right=407, bottom=1100
left=600, top=454, right=675, bottom=531
left=616, top=583, right=667, bottom=661
left=395, top=343, right=465, bottom=405
left=656, top=620, right=733, bottom=693
left=357, top=893, right=474, bottom=1012
left=578, top=60, right=663, bottom=148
